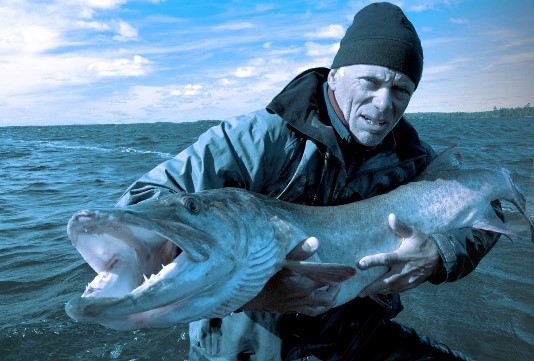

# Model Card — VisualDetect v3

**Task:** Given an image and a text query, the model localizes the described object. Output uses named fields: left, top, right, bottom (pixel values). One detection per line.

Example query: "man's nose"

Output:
left=373, top=87, right=393, bottom=114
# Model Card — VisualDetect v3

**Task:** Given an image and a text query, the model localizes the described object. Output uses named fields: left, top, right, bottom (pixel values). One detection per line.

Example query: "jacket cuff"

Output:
left=428, top=233, right=458, bottom=284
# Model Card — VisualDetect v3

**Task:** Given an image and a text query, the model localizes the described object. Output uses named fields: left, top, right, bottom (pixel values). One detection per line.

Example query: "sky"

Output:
left=1, top=0, right=533, bottom=126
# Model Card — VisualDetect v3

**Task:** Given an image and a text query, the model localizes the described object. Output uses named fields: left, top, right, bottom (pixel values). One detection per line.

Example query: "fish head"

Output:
left=65, top=189, right=283, bottom=330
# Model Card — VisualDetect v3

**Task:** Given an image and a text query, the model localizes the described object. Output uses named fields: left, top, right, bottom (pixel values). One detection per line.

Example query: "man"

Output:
left=117, top=2, right=501, bottom=360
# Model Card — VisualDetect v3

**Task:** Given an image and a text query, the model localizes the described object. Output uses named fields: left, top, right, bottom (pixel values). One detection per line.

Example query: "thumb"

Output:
left=286, top=237, right=319, bottom=261
left=388, top=213, right=413, bottom=239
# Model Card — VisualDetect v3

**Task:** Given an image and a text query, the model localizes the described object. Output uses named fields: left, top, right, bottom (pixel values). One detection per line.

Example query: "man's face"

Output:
left=327, top=64, right=415, bottom=147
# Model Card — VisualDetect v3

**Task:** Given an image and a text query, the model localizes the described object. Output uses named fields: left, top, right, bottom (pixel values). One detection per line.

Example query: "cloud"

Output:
left=483, top=51, right=534, bottom=70
left=114, top=20, right=139, bottom=41
left=305, top=24, right=345, bottom=39
left=0, top=0, right=155, bottom=103
left=405, top=0, right=463, bottom=12
left=422, top=36, right=459, bottom=47
left=480, top=27, right=534, bottom=50
left=87, top=55, right=151, bottom=76
left=423, top=57, right=473, bottom=77
left=76, top=19, right=139, bottom=41
left=76, top=0, right=129, bottom=19
left=409, top=4, right=433, bottom=12
left=218, top=78, right=236, bottom=86
left=79, top=0, right=128, bottom=11
left=1, top=0, right=531, bottom=124
left=305, top=41, right=339, bottom=57
left=76, top=20, right=111, bottom=31
left=449, top=18, right=469, bottom=25
left=214, top=22, right=255, bottom=31
left=1, top=25, right=62, bottom=54
left=0, top=3, right=68, bottom=55
left=0, top=55, right=89, bottom=98
left=231, top=66, right=257, bottom=78
left=499, top=37, right=534, bottom=50
left=170, top=84, right=204, bottom=96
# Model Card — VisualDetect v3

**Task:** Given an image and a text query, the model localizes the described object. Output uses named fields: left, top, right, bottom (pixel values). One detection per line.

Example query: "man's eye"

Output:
left=361, top=77, right=379, bottom=86
left=393, top=86, right=412, bottom=97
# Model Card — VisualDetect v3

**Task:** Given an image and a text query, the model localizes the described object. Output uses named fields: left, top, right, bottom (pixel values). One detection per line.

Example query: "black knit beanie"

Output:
left=331, top=2, right=423, bottom=88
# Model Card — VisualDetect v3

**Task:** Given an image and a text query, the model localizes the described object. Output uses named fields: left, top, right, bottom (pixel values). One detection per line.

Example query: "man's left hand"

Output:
left=358, top=213, right=440, bottom=297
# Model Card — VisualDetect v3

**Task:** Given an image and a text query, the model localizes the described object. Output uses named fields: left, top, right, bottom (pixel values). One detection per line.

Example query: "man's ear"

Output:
left=327, top=68, right=338, bottom=90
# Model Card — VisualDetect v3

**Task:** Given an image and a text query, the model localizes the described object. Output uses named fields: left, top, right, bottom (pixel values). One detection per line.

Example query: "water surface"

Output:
left=1, top=118, right=532, bottom=360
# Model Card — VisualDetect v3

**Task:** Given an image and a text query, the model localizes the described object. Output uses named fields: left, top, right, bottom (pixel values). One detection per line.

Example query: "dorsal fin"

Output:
left=417, top=145, right=463, bottom=180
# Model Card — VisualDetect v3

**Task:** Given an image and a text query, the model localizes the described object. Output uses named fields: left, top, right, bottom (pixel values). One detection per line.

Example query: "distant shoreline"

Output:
left=1, top=106, right=533, bottom=127
left=406, top=105, right=534, bottom=120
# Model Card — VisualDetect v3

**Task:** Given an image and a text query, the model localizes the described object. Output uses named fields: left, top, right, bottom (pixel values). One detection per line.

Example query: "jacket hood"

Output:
left=266, top=68, right=340, bottom=152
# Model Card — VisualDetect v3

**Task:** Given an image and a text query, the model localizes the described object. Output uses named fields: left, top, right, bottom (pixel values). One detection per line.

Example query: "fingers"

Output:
left=358, top=269, right=395, bottom=298
left=359, top=278, right=394, bottom=298
left=197, top=319, right=222, bottom=354
left=388, top=213, right=414, bottom=238
left=358, top=214, right=414, bottom=270
left=357, top=214, right=435, bottom=298
left=286, top=236, right=319, bottom=261
left=358, top=272, right=417, bottom=298
left=358, top=252, right=399, bottom=270
left=359, top=263, right=429, bottom=298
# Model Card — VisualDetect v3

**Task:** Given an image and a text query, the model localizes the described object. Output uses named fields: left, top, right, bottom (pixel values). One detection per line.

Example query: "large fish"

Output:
left=65, top=152, right=534, bottom=331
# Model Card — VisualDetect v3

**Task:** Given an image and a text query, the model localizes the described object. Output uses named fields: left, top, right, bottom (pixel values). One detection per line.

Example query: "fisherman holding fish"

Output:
left=117, top=2, right=502, bottom=360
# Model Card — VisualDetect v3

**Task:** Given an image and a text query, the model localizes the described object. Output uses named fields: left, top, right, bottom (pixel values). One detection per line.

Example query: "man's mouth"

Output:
left=362, top=115, right=387, bottom=126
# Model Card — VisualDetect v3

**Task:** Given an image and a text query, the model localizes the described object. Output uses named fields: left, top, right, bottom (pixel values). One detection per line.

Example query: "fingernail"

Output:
left=305, top=237, right=319, bottom=252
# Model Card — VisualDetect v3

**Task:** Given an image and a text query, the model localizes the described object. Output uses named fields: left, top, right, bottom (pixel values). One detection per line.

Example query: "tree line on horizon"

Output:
left=406, top=103, right=534, bottom=119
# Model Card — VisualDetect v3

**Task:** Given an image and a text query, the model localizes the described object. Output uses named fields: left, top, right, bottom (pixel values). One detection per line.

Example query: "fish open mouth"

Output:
left=67, top=209, right=209, bottom=299
left=65, top=207, right=234, bottom=329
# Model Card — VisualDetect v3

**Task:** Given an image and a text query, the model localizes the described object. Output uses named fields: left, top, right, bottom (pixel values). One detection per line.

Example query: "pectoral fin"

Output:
left=473, top=205, right=518, bottom=238
left=285, top=261, right=356, bottom=285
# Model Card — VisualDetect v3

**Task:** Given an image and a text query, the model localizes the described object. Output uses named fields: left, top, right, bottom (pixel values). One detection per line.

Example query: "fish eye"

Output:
left=182, top=196, right=201, bottom=214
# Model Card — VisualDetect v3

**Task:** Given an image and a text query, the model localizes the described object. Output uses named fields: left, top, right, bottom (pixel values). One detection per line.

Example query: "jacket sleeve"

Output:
left=116, top=111, right=294, bottom=207
left=428, top=200, right=504, bottom=283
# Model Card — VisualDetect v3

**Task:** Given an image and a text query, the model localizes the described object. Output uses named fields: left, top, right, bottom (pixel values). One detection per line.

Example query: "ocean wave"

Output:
left=43, top=141, right=174, bottom=159
left=5, top=138, right=174, bottom=160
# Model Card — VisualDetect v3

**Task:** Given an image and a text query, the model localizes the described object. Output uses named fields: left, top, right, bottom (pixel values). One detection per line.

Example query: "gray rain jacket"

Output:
left=117, top=68, right=500, bottom=360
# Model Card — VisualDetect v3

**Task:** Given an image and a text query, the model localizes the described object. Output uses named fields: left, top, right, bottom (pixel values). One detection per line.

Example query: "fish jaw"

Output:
left=65, top=249, right=237, bottom=329
left=65, top=208, right=242, bottom=329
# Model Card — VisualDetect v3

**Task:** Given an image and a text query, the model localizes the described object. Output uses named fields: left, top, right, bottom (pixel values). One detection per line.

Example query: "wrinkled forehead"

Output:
left=339, top=64, right=415, bottom=88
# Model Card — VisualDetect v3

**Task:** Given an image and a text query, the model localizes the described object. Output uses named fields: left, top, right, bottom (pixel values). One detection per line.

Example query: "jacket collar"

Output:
left=267, top=67, right=347, bottom=162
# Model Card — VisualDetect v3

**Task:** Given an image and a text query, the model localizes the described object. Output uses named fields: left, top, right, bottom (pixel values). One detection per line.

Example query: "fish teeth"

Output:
left=143, top=274, right=149, bottom=282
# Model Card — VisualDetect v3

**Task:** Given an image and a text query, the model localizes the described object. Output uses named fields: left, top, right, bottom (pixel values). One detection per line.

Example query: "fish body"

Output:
left=65, top=155, right=534, bottom=331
